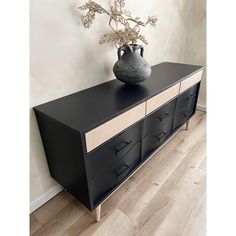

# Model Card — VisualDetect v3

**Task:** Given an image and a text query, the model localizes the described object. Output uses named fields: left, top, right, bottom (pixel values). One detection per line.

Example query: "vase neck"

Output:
left=123, top=44, right=140, bottom=53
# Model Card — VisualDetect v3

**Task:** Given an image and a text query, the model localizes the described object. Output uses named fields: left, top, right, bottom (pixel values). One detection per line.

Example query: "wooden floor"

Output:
left=30, top=111, right=206, bottom=236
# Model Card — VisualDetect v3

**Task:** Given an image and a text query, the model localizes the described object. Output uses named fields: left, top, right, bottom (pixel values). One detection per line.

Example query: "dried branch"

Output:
left=79, top=0, right=110, bottom=28
left=78, top=0, right=157, bottom=46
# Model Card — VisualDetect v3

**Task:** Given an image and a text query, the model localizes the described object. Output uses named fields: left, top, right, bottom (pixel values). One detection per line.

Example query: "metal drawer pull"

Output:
left=115, top=164, right=130, bottom=179
left=114, top=141, right=132, bottom=154
left=155, top=132, right=167, bottom=140
left=157, top=113, right=169, bottom=121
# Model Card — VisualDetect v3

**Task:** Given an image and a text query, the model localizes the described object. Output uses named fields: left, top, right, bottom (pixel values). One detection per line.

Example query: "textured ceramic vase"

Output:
left=113, top=44, right=152, bottom=85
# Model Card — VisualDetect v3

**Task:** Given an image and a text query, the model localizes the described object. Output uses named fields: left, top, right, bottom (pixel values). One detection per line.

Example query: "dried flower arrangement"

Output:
left=78, top=0, right=157, bottom=49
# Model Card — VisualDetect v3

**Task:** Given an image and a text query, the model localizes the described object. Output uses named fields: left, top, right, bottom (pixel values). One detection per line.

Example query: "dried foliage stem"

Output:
left=78, top=0, right=157, bottom=49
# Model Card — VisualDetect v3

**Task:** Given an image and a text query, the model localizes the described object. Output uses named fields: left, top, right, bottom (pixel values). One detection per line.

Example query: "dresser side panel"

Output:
left=34, top=110, right=92, bottom=210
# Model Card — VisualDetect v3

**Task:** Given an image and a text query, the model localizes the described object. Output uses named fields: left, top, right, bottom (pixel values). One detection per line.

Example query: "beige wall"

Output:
left=30, top=0, right=206, bottom=209
left=182, top=0, right=206, bottom=107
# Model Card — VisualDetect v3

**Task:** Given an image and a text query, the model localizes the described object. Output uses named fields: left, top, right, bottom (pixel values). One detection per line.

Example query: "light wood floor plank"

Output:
left=135, top=194, right=175, bottom=236
left=199, top=156, right=207, bottom=172
left=91, top=209, right=134, bottom=236
left=30, top=214, right=42, bottom=234
left=32, top=200, right=85, bottom=236
left=63, top=213, right=95, bottom=236
left=30, top=111, right=206, bottom=236
left=33, top=190, right=75, bottom=225
left=160, top=144, right=206, bottom=200
left=182, top=193, right=206, bottom=236
left=153, top=158, right=206, bottom=235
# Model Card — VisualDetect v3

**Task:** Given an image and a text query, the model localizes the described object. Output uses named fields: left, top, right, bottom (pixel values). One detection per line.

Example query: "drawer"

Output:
left=172, top=111, right=190, bottom=131
left=173, top=84, right=200, bottom=130
left=175, top=83, right=199, bottom=113
left=146, top=83, right=180, bottom=115
left=180, top=70, right=203, bottom=93
left=86, top=121, right=142, bottom=179
left=89, top=141, right=141, bottom=203
left=142, top=129, right=171, bottom=160
left=85, top=102, right=146, bottom=152
left=144, top=99, right=176, bottom=137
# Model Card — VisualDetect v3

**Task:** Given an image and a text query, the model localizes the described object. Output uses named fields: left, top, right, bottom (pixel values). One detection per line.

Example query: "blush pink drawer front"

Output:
left=85, top=102, right=146, bottom=152
left=146, top=83, right=180, bottom=115
left=180, top=70, right=203, bottom=93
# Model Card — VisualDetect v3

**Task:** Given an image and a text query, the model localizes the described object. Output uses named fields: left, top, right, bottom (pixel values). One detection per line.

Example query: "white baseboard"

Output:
left=30, top=184, right=63, bottom=214
left=196, top=103, right=207, bottom=112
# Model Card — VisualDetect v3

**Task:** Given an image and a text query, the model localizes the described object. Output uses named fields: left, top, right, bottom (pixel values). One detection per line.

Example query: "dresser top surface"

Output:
left=34, top=62, right=203, bottom=132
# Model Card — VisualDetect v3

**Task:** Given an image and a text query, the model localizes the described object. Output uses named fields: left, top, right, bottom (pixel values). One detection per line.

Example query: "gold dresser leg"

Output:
left=95, top=204, right=101, bottom=222
left=186, top=120, right=190, bottom=130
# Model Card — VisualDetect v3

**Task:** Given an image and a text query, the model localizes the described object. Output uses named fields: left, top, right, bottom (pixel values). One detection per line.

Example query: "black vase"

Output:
left=113, top=44, right=152, bottom=85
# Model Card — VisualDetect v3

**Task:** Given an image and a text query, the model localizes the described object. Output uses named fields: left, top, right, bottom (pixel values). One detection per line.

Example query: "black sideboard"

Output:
left=34, top=62, right=203, bottom=221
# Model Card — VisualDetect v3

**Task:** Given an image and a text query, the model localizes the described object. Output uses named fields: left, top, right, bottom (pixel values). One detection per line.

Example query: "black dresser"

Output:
left=34, top=62, right=203, bottom=221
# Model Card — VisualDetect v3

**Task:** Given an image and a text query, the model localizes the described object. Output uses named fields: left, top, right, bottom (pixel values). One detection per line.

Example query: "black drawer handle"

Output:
left=155, top=132, right=167, bottom=140
left=184, top=111, right=192, bottom=118
left=185, top=94, right=195, bottom=101
left=156, top=113, right=169, bottom=121
left=114, top=141, right=132, bottom=155
left=115, top=164, right=130, bottom=179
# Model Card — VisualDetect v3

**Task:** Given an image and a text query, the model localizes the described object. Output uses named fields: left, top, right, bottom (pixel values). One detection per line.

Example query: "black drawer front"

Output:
left=143, top=99, right=176, bottom=137
left=173, top=83, right=200, bottom=130
left=176, top=83, right=199, bottom=111
left=90, top=141, right=141, bottom=203
left=142, top=128, right=172, bottom=160
left=86, top=121, right=142, bottom=179
left=173, top=111, right=190, bottom=130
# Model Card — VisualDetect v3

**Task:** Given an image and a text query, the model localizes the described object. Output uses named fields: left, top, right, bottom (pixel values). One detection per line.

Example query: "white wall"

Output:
left=30, top=0, right=206, bottom=211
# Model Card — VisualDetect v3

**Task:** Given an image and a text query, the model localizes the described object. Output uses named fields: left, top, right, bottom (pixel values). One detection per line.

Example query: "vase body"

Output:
left=113, top=44, right=152, bottom=85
